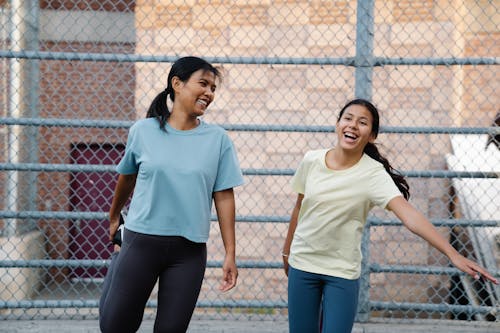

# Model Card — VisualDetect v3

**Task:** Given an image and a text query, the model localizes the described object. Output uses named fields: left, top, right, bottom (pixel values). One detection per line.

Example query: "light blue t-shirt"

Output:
left=117, top=118, right=244, bottom=243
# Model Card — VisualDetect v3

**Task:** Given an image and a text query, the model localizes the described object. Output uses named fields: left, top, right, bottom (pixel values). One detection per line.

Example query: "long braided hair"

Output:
left=338, top=99, right=410, bottom=200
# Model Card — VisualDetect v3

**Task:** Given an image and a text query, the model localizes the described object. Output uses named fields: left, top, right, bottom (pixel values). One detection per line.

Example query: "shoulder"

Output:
left=130, top=118, right=158, bottom=132
left=126, top=119, right=162, bottom=146
left=360, top=154, right=397, bottom=189
left=304, top=149, right=327, bottom=160
left=360, top=153, right=386, bottom=171
left=301, top=149, right=328, bottom=164
left=198, top=122, right=233, bottom=146
left=200, top=121, right=227, bottom=135
left=295, top=149, right=327, bottom=172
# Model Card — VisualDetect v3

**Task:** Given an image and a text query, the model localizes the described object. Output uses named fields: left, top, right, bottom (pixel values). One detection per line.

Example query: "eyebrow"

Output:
left=199, top=78, right=216, bottom=88
left=343, top=112, right=369, bottom=121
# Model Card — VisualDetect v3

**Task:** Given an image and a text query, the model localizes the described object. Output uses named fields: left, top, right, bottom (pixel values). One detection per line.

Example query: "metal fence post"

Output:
left=354, top=0, right=375, bottom=322
left=355, top=0, right=375, bottom=101
left=357, top=223, right=372, bottom=322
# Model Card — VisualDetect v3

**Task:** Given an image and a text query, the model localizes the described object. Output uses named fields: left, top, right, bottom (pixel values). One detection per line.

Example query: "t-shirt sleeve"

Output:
left=290, top=152, right=311, bottom=194
left=213, top=134, right=244, bottom=192
left=116, top=123, right=139, bottom=175
left=369, top=164, right=404, bottom=209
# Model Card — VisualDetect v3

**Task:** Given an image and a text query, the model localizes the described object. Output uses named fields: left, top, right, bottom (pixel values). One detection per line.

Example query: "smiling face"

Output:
left=172, top=69, right=217, bottom=118
left=336, top=104, right=376, bottom=154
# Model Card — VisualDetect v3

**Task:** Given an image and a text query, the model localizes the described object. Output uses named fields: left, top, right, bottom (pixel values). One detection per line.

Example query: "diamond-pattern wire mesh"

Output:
left=0, top=0, right=498, bottom=323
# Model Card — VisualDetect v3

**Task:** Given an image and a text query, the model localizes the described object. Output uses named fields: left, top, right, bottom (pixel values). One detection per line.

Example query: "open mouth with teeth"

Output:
left=344, top=132, right=358, bottom=142
left=196, top=99, right=208, bottom=107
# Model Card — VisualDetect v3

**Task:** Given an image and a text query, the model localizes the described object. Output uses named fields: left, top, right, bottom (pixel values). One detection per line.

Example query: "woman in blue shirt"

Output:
left=99, top=57, right=244, bottom=333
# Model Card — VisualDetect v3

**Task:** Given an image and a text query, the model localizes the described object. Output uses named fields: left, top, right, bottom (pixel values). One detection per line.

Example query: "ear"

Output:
left=171, top=76, right=182, bottom=93
left=368, top=133, right=377, bottom=143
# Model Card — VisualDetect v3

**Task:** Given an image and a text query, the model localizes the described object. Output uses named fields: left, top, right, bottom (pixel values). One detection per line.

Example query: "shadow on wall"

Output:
left=0, top=231, right=45, bottom=305
left=445, top=114, right=500, bottom=321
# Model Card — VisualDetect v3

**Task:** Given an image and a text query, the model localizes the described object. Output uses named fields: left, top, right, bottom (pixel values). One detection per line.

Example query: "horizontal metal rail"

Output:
left=1, top=299, right=494, bottom=315
left=369, top=301, right=498, bottom=316
left=0, top=50, right=498, bottom=66
left=370, top=264, right=500, bottom=277
left=0, top=163, right=497, bottom=179
left=0, top=299, right=288, bottom=309
left=367, top=217, right=499, bottom=227
left=0, top=211, right=497, bottom=227
left=1, top=260, right=497, bottom=277
left=1, top=117, right=499, bottom=135
left=0, top=259, right=283, bottom=269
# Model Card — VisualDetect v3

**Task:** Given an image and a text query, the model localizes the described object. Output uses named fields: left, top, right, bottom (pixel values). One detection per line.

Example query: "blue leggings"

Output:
left=99, top=229, right=207, bottom=333
left=288, top=266, right=359, bottom=333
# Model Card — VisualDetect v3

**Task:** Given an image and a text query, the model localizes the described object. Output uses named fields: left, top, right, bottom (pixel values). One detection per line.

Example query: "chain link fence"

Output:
left=0, top=0, right=499, bottom=325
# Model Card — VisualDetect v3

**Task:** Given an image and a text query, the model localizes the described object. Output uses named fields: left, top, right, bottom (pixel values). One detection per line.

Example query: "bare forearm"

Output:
left=214, top=189, right=236, bottom=257
left=389, top=196, right=498, bottom=284
left=408, top=213, right=459, bottom=260
left=213, top=188, right=238, bottom=291
left=283, top=206, right=299, bottom=254
left=390, top=197, right=459, bottom=259
left=109, top=174, right=136, bottom=218
left=283, top=194, right=303, bottom=253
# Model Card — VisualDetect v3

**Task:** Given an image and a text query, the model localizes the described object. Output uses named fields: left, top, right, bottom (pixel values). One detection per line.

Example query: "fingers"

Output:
left=282, top=258, right=289, bottom=276
left=463, top=259, right=499, bottom=285
left=219, top=270, right=237, bottom=292
left=219, top=264, right=238, bottom=292
left=108, top=219, right=119, bottom=242
left=472, top=266, right=498, bottom=285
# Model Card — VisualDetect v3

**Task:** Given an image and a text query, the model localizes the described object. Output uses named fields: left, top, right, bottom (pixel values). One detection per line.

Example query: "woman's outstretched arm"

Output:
left=388, top=196, right=498, bottom=284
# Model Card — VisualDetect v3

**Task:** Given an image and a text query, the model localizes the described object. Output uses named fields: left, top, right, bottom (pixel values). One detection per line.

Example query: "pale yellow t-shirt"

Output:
left=289, top=149, right=403, bottom=279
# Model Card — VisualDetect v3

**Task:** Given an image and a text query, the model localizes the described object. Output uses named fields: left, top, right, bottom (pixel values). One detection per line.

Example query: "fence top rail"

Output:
left=0, top=163, right=497, bottom=179
left=1, top=50, right=499, bottom=66
left=1, top=117, right=499, bottom=135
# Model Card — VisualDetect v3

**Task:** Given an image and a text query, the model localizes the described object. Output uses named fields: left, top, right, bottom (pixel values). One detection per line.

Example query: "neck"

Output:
left=167, top=112, right=199, bottom=130
left=326, top=147, right=363, bottom=170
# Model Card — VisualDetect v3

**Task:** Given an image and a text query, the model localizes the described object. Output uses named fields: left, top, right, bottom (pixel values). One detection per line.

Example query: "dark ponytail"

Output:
left=146, top=88, right=172, bottom=130
left=338, top=99, right=410, bottom=200
left=146, top=56, right=220, bottom=131
left=364, top=142, right=410, bottom=200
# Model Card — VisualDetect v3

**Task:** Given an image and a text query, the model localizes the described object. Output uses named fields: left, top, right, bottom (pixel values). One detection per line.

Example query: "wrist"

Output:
left=224, top=250, right=236, bottom=259
left=281, top=252, right=289, bottom=257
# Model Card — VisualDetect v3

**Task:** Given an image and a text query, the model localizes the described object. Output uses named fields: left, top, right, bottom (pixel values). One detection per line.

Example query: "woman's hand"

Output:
left=450, top=253, right=499, bottom=284
left=108, top=214, right=120, bottom=242
left=108, top=173, right=136, bottom=242
left=389, top=197, right=499, bottom=285
left=219, top=254, right=238, bottom=292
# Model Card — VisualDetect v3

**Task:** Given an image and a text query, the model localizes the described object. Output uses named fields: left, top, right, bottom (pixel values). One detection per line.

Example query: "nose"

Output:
left=204, top=87, right=214, bottom=100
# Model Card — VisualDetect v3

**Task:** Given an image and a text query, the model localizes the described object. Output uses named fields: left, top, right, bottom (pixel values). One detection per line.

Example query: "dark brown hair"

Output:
left=338, top=99, right=410, bottom=200
left=146, top=56, right=221, bottom=130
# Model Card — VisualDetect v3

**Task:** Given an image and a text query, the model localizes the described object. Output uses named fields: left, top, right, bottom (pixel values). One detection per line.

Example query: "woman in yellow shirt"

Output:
left=282, top=98, right=498, bottom=333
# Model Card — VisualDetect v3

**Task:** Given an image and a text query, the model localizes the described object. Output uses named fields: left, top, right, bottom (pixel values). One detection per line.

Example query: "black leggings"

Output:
left=99, top=229, right=207, bottom=333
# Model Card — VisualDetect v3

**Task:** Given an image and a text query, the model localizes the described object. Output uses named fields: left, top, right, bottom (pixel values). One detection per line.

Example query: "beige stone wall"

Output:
left=0, top=0, right=496, bottom=316
left=134, top=0, right=498, bottom=313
